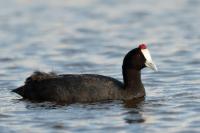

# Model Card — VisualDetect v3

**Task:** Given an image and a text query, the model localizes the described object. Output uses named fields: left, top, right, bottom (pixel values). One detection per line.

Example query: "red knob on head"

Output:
left=139, top=44, right=147, bottom=49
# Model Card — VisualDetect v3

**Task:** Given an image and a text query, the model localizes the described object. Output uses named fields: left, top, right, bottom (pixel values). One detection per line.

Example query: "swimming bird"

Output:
left=12, top=44, right=157, bottom=104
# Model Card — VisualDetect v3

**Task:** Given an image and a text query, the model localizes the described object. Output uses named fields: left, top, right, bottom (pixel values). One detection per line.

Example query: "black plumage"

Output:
left=12, top=45, right=156, bottom=104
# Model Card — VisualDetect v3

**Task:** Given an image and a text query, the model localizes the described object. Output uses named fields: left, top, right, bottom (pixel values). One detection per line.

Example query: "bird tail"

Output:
left=12, top=86, right=25, bottom=97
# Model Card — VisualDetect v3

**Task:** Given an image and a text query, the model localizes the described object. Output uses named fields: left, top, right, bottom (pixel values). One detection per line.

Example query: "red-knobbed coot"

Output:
left=12, top=44, right=157, bottom=103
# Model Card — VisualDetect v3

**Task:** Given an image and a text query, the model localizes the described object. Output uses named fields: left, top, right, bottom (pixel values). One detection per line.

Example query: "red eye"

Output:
left=137, top=54, right=141, bottom=58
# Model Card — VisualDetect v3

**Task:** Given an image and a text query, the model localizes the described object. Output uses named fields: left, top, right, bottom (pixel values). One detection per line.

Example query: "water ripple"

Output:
left=0, top=0, right=200, bottom=133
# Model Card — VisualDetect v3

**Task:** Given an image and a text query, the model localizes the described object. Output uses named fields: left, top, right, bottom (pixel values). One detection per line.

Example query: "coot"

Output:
left=12, top=44, right=157, bottom=103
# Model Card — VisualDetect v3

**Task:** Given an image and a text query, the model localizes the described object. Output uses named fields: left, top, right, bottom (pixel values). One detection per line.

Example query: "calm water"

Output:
left=0, top=0, right=200, bottom=133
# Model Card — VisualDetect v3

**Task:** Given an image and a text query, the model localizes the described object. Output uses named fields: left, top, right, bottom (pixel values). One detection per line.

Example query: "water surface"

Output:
left=0, top=0, right=200, bottom=133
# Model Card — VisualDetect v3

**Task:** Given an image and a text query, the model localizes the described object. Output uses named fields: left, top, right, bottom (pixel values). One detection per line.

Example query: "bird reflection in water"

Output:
left=123, top=97, right=145, bottom=124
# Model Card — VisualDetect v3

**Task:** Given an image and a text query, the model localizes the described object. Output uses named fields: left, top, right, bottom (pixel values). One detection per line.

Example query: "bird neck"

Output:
left=122, top=68, right=144, bottom=93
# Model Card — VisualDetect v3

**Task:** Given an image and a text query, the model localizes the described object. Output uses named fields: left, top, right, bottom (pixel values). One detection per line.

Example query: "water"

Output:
left=0, top=0, right=200, bottom=132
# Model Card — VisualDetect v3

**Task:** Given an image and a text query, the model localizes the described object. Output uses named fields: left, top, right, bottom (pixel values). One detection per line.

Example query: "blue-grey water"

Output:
left=0, top=0, right=200, bottom=133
